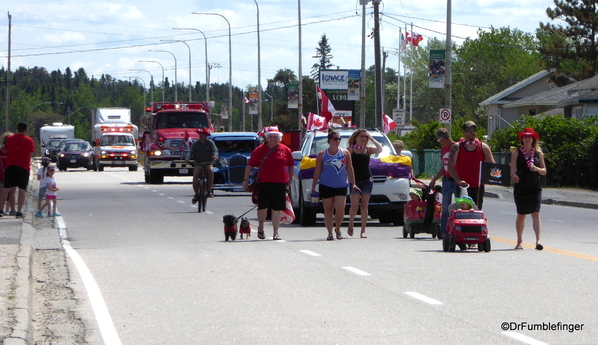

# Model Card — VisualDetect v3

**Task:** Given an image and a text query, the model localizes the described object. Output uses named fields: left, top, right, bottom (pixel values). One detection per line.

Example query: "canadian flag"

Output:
left=406, top=31, right=424, bottom=47
left=183, top=129, right=193, bottom=150
left=382, top=114, right=397, bottom=134
left=316, top=87, right=336, bottom=125
left=280, top=194, right=296, bottom=224
left=306, top=112, right=327, bottom=130
left=244, top=96, right=250, bottom=104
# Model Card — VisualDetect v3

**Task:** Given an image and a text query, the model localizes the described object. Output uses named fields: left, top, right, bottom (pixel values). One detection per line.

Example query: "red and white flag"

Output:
left=280, top=194, right=296, bottom=224
left=305, top=112, right=327, bottom=130
left=382, top=114, right=397, bottom=134
left=316, top=87, right=336, bottom=125
left=244, top=96, right=250, bottom=104
left=183, top=129, right=193, bottom=149
left=257, top=125, right=279, bottom=137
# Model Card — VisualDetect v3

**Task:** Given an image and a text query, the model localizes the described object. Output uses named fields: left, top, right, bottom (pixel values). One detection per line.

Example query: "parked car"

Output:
left=290, top=129, right=411, bottom=226
left=57, top=140, right=93, bottom=171
left=210, top=132, right=260, bottom=192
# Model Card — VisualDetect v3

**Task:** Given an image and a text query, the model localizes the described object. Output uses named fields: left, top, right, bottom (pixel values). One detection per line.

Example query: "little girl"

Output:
left=42, top=165, right=60, bottom=217
left=36, top=157, right=50, bottom=217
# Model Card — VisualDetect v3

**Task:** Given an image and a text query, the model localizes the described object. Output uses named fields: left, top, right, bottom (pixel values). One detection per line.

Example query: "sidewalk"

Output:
left=1, top=180, right=597, bottom=344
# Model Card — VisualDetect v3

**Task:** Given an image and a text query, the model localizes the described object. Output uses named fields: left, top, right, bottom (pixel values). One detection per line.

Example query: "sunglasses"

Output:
left=332, top=137, right=341, bottom=141
left=464, top=128, right=477, bottom=133
left=437, top=137, right=443, bottom=143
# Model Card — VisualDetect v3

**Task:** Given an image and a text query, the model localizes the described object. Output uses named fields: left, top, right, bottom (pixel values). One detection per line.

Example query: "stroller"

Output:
left=403, top=179, right=442, bottom=239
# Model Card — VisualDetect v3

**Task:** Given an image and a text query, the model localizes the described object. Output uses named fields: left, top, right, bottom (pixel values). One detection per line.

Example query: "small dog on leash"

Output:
left=222, top=215, right=238, bottom=241
left=239, top=217, right=251, bottom=239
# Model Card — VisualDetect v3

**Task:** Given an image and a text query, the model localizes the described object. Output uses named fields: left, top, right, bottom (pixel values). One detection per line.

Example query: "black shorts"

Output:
left=257, top=183, right=286, bottom=211
left=319, top=184, right=348, bottom=199
left=3, top=166, right=30, bottom=190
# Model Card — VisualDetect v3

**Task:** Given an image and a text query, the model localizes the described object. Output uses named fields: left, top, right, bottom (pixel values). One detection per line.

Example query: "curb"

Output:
left=4, top=241, right=32, bottom=345
left=542, top=198, right=598, bottom=210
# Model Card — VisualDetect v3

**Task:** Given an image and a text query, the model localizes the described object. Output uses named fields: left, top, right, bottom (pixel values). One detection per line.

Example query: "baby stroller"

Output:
left=403, top=179, right=442, bottom=239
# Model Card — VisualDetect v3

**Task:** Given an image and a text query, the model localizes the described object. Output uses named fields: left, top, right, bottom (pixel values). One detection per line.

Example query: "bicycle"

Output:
left=192, top=162, right=212, bottom=213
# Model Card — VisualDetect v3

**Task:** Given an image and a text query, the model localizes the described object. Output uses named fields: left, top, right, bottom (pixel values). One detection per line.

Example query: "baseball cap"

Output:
left=462, top=121, right=477, bottom=131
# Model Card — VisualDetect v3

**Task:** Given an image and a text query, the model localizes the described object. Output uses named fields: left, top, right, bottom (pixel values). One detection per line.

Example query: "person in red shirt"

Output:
left=242, top=127, right=294, bottom=240
left=430, top=127, right=458, bottom=239
left=0, top=122, right=35, bottom=218
left=447, top=121, right=495, bottom=210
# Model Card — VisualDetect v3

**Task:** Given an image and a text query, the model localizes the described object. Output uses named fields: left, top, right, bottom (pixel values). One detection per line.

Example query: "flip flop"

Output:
left=273, top=235, right=281, bottom=240
left=327, top=235, right=334, bottom=241
left=258, top=231, right=265, bottom=240
left=514, top=246, right=523, bottom=250
left=535, top=244, right=544, bottom=251
left=336, top=231, right=343, bottom=240
left=347, top=227, right=354, bottom=236
left=360, top=233, right=367, bottom=238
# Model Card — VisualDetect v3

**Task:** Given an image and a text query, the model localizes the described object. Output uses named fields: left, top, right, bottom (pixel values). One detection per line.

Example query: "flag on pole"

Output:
left=411, top=33, right=424, bottom=47
left=382, top=114, right=397, bottom=134
left=400, top=33, right=407, bottom=52
left=244, top=96, right=250, bottom=104
left=183, top=129, right=193, bottom=150
left=479, top=162, right=511, bottom=186
left=316, top=86, right=336, bottom=124
left=305, top=112, right=327, bottom=130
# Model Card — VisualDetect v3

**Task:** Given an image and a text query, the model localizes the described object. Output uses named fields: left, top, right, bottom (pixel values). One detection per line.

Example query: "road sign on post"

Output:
left=392, top=108, right=405, bottom=127
left=439, top=108, right=451, bottom=124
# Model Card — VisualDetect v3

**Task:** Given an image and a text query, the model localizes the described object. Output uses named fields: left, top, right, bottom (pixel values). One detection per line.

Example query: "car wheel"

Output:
left=129, top=165, right=138, bottom=171
left=484, top=238, right=491, bottom=252
left=448, top=234, right=456, bottom=252
left=149, top=170, right=163, bottom=184
left=98, top=165, right=104, bottom=172
left=409, top=224, right=415, bottom=238
left=442, top=236, right=449, bottom=252
left=391, top=206, right=405, bottom=226
left=299, top=189, right=316, bottom=226
left=402, top=226, right=407, bottom=238
left=379, top=212, right=392, bottom=224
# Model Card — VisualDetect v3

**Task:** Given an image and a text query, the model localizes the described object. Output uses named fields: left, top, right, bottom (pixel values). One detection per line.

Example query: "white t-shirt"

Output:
left=41, top=177, right=57, bottom=196
left=37, top=167, right=48, bottom=184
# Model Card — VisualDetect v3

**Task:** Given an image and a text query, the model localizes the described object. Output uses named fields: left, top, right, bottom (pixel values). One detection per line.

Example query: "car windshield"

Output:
left=47, top=140, right=63, bottom=148
left=101, top=135, right=134, bottom=146
left=309, top=133, right=393, bottom=158
left=455, top=212, right=484, bottom=220
left=156, top=112, right=210, bottom=129
left=214, top=139, right=257, bottom=153
left=64, top=142, right=89, bottom=151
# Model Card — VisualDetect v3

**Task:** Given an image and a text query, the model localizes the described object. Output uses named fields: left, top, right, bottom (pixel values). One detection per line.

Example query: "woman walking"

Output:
left=312, top=129, right=358, bottom=240
left=347, top=129, right=382, bottom=238
left=510, top=128, right=547, bottom=250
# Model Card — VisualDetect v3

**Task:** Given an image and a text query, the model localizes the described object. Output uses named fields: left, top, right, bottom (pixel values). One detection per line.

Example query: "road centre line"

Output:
left=404, top=292, right=443, bottom=305
left=57, top=216, right=122, bottom=345
left=300, top=250, right=321, bottom=257
left=502, top=331, right=548, bottom=345
left=343, top=266, right=371, bottom=276
left=491, top=236, right=598, bottom=262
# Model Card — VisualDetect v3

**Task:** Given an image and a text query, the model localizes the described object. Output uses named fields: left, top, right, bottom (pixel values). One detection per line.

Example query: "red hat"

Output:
left=197, top=127, right=211, bottom=136
left=264, top=126, right=282, bottom=137
left=518, top=127, right=539, bottom=141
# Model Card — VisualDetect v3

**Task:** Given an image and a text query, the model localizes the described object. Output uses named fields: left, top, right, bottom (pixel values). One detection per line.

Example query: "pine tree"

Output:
left=311, top=34, right=334, bottom=80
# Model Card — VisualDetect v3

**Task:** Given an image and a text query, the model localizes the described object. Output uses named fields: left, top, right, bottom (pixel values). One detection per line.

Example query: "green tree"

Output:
left=452, top=27, right=542, bottom=125
left=311, top=34, right=334, bottom=80
left=538, top=0, right=598, bottom=84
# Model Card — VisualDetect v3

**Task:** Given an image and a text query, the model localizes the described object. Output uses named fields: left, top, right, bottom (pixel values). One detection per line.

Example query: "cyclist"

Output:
left=186, top=127, right=218, bottom=202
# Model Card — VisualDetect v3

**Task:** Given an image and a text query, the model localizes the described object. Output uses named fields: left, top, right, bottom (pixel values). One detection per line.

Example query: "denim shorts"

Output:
left=38, top=187, right=46, bottom=198
left=351, top=179, right=373, bottom=195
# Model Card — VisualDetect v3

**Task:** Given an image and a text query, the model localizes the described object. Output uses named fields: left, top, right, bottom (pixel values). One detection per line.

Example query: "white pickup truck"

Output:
left=290, top=129, right=411, bottom=226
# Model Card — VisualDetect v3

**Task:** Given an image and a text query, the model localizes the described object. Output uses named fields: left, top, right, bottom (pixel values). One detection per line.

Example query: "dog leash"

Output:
left=237, top=205, right=258, bottom=219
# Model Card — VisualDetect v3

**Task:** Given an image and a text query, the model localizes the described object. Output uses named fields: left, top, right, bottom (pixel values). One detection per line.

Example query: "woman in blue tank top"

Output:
left=312, top=129, right=359, bottom=241
left=347, top=129, right=383, bottom=238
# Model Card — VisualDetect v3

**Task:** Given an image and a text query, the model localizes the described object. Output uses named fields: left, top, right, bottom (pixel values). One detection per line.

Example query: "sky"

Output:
left=1, top=0, right=558, bottom=96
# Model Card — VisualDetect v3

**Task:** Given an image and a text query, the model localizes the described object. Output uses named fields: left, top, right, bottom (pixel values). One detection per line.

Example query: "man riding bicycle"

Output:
left=186, top=127, right=218, bottom=202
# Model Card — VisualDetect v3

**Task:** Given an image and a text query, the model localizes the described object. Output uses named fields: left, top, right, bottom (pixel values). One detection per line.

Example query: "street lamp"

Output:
left=174, top=27, right=210, bottom=103
left=139, top=60, right=165, bottom=102
left=161, top=40, right=192, bottom=102
left=130, top=69, right=154, bottom=104
left=192, top=12, right=233, bottom=132
left=263, top=91, right=273, bottom=121
left=252, top=0, right=263, bottom=130
left=149, top=49, right=178, bottom=102
left=28, top=101, right=63, bottom=125
left=124, top=76, right=147, bottom=109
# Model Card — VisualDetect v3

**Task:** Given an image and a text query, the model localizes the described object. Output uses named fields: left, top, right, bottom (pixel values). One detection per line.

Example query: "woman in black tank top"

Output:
left=347, top=129, right=383, bottom=238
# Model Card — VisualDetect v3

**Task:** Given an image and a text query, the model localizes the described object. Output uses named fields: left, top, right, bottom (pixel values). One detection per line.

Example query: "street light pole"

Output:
left=161, top=40, right=192, bottom=102
left=124, top=76, right=147, bottom=110
left=149, top=50, right=178, bottom=102
left=28, top=101, right=63, bottom=126
left=174, top=28, right=210, bottom=103
left=139, top=60, right=165, bottom=102
left=263, top=91, right=273, bottom=121
left=130, top=69, right=154, bottom=104
left=193, top=12, right=233, bottom=132
left=252, top=0, right=263, bottom=130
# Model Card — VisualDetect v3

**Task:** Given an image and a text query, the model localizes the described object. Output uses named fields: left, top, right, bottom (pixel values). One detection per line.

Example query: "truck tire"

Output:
left=392, top=206, right=405, bottom=226
left=129, top=165, right=138, bottom=172
left=379, top=213, right=392, bottom=224
left=98, top=165, right=104, bottom=171
left=149, top=170, right=163, bottom=184
left=299, top=189, right=316, bottom=226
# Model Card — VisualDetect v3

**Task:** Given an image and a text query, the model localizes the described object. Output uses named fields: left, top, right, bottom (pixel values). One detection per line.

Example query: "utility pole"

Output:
left=298, top=0, right=304, bottom=130
left=5, top=12, right=12, bottom=132
left=445, top=0, right=453, bottom=136
left=359, top=0, right=366, bottom=128
left=373, top=0, right=382, bottom=128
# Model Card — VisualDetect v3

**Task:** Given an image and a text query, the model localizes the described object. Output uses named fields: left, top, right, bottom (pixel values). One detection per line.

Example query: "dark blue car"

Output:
left=210, top=132, right=260, bottom=192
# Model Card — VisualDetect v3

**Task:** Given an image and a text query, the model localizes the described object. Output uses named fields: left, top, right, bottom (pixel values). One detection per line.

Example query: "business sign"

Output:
left=320, top=70, right=348, bottom=90
left=248, top=92, right=258, bottom=115
left=429, top=50, right=445, bottom=89
left=287, top=83, right=298, bottom=109
left=392, top=108, right=405, bottom=127
left=347, top=70, right=361, bottom=100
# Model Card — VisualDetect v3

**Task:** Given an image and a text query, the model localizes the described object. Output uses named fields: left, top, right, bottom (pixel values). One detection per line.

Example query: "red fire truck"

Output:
left=140, top=102, right=212, bottom=184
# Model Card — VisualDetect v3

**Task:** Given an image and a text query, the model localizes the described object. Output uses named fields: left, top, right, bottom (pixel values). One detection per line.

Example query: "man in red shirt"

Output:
left=0, top=122, right=35, bottom=218
left=430, top=127, right=458, bottom=239
left=447, top=121, right=495, bottom=210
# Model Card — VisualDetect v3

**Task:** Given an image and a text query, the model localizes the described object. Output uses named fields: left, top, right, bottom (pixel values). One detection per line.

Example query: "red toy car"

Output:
left=443, top=209, right=491, bottom=252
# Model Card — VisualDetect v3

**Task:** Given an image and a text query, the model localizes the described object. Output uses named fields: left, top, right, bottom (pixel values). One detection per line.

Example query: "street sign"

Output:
left=392, top=108, right=405, bottom=127
left=439, top=108, right=451, bottom=124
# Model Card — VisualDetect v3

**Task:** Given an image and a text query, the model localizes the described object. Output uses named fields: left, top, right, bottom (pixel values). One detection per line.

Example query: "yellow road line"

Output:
left=491, top=236, right=598, bottom=262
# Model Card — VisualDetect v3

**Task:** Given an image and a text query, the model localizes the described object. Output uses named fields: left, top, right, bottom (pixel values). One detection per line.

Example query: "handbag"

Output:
left=248, top=145, right=278, bottom=204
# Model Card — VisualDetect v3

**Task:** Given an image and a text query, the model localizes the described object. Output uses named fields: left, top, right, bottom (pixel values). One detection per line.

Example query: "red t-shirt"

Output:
left=440, top=145, right=452, bottom=178
left=455, top=141, right=485, bottom=188
left=248, top=143, right=294, bottom=184
left=5, top=133, right=35, bottom=171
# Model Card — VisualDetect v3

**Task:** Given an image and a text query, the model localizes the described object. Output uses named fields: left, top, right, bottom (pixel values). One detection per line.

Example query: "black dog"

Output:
left=239, top=217, right=251, bottom=239
left=223, top=215, right=238, bottom=241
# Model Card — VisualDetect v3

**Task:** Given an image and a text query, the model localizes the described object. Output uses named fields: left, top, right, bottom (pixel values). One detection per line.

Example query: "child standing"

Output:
left=35, top=157, right=50, bottom=217
left=41, top=165, right=60, bottom=217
